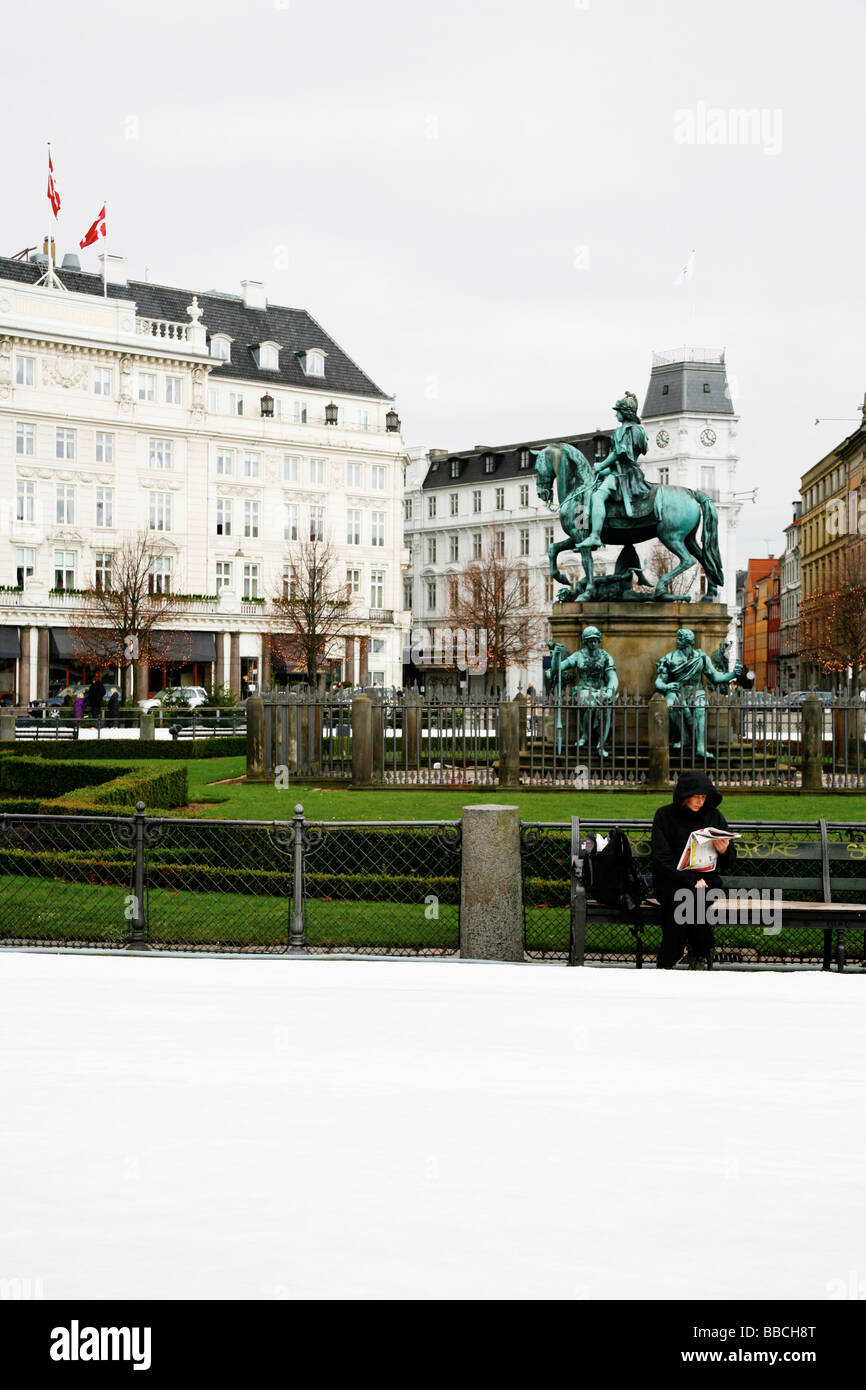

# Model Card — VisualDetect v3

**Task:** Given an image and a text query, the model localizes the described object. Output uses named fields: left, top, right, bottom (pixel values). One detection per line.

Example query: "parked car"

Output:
left=138, top=685, right=209, bottom=714
left=29, top=682, right=120, bottom=718
left=786, top=690, right=837, bottom=707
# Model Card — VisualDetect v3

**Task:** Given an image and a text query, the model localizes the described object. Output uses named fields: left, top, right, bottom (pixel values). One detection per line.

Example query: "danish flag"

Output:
left=80, top=206, right=107, bottom=250
left=47, top=147, right=61, bottom=218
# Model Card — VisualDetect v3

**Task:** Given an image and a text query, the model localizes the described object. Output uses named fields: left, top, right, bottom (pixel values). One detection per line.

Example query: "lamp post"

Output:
left=325, top=401, right=338, bottom=426
left=385, top=407, right=400, bottom=433
left=260, top=393, right=274, bottom=418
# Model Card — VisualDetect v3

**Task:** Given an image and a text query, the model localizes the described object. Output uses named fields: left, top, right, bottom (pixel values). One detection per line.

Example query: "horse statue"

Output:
left=533, top=440, right=724, bottom=603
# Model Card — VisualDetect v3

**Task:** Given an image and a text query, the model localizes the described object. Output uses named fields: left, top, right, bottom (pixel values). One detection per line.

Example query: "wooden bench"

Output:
left=569, top=816, right=866, bottom=972
left=14, top=720, right=79, bottom=741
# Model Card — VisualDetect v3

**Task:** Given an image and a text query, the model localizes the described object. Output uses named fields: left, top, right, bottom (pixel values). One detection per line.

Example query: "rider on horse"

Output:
left=581, top=391, right=652, bottom=549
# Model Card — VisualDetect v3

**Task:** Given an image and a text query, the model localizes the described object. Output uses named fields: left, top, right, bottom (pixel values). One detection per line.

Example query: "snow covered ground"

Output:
left=1, top=953, right=864, bottom=1301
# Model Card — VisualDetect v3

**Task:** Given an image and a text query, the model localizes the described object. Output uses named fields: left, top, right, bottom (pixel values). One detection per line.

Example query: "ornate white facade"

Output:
left=0, top=257, right=409, bottom=702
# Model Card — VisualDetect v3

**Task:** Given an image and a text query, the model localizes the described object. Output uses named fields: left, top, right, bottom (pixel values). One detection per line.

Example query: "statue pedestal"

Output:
left=549, top=600, right=732, bottom=702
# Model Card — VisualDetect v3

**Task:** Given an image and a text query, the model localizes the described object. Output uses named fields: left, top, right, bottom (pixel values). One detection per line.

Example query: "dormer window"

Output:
left=484, top=454, right=496, bottom=474
left=450, top=459, right=460, bottom=478
left=301, top=348, right=326, bottom=377
left=518, top=449, right=531, bottom=469
left=661, top=383, right=669, bottom=396
left=210, top=336, right=231, bottom=362
left=255, top=342, right=280, bottom=371
left=703, top=382, right=711, bottom=393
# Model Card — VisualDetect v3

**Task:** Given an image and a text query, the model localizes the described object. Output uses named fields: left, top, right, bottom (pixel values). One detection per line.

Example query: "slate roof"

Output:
left=0, top=256, right=390, bottom=401
left=422, top=429, right=611, bottom=490
left=642, top=355, right=734, bottom=418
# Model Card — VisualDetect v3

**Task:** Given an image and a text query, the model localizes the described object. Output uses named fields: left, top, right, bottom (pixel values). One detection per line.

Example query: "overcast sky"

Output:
left=2, top=0, right=864, bottom=563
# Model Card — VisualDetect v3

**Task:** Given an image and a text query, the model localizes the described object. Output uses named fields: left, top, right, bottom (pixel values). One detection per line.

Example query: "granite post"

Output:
left=352, top=693, right=372, bottom=785
left=139, top=712, right=155, bottom=741
left=499, top=700, right=520, bottom=787
left=801, top=693, right=823, bottom=791
left=460, top=805, right=523, bottom=961
left=647, top=692, right=670, bottom=790
left=0, top=712, right=15, bottom=742
left=246, top=694, right=266, bottom=781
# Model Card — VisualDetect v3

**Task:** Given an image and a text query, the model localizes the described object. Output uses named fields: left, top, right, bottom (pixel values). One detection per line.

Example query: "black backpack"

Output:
left=581, top=827, right=650, bottom=964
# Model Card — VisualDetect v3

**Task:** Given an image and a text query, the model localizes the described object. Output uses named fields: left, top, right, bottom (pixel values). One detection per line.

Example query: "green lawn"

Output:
left=179, top=755, right=866, bottom=824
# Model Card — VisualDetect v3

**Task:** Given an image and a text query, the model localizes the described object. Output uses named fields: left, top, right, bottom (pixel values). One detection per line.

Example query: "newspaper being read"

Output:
left=676, top=827, right=742, bottom=873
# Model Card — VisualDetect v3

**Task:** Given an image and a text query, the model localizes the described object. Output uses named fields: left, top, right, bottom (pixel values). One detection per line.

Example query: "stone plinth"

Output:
left=549, top=600, right=732, bottom=702
left=460, top=805, right=523, bottom=962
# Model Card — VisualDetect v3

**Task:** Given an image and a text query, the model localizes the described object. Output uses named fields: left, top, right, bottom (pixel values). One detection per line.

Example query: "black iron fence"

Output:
left=258, top=689, right=865, bottom=788
left=0, top=803, right=460, bottom=956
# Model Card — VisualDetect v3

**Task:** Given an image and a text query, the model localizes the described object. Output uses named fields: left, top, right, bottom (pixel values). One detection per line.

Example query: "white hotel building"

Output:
left=0, top=252, right=409, bottom=702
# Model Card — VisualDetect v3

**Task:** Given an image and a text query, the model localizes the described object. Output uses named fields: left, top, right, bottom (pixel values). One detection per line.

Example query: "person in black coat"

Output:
left=651, top=769, right=737, bottom=969
left=88, top=675, right=106, bottom=717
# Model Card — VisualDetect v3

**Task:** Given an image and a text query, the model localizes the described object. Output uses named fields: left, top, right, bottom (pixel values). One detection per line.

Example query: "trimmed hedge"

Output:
left=43, top=762, right=188, bottom=814
left=1, top=757, right=128, bottom=798
left=0, top=737, right=244, bottom=761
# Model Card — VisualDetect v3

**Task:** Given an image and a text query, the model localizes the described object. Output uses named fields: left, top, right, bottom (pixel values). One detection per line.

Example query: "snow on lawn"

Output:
left=1, top=953, right=864, bottom=1301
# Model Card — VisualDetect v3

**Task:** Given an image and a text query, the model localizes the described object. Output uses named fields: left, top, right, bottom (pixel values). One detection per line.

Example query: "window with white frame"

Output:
left=518, top=572, right=530, bottom=605
left=56, top=485, right=75, bottom=524
left=426, top=579, right=437, bottom=610
left=449, top=492, right=459, bottom=516
left=472, top=531, right=482, bottom=560
left=16, top=480, right=34, bottom=522
left=243, top=452, right=260, bottom=478
left=544, top=524, right=554, bottom=549
left=138, top=372, right=156, bottom=402
left=309, top=458, right=325, bottom=485
left=403, top=580, right=412, bottom=610
left=94, top=552, right=112, bottom=591
left=309, top=505, right=324, bottom=541
left=215, top=561, right=232, bottom=593
left=356, top=408, right=369, bottom=432
left=448, top=577, right=459, bottom=609
left=346, top=567, right=361, bottom=596
left=243, top=564, right=260, bottom=599
left=95, top=487, right=113, bottom=528
left=450, top=459, right=460, bottom=479
left=148, top=555, right=172, bottom=594
left=347, top=509, right=361, bottom=545
left=495, top=529, right=505, bottom=558
left=54, top=550, right=75, bottom=589
left=427, top=537, right=437, bottom=564
left=427, top=495, right=437, bottom=519
left=216, top=449, right=233, bottom=476
left=371, top=465, right=385, bottom=490
left=149, top=438, right=173, bottom=470
left=495, top=487, right=505, bottom=510
left=484, top=455, right=495, bottom=474
left=16, top=423, right=34, bottom=456
left=520, top=483, right=529, bottom=507
left=284, top=503, right=298, bottom=541
left=544, top=575, right=555, bottom=602
left=16, top=548, right=34, bottom=587
left=282, top=566, right=296, bottom=602
left=519, top=527, right=530, bottom=556
left=244, top=500, right=260, bottom=538
left=449, top=534, right=459, bottom=563
left=216, top=498, right=232, bottom=536
left=658, top=466, right=670, bottom=485
left=15, top=356, right=35, bottom=386
left=346, top=460, right=361, bottom=487
left=93, top=366, right=112, bottom=396
left=165, top=375, right=182, bottom=404
left=211, top=337, right=230, bottom=362
left=55, top=428, right=75, bottom=460
left=229, top=392, right=244, bottom=417
left=403, top=497, right=413, bottom=521
left=208, top=389, right=219, bottom=413
left=370, top=569, right=385, bottom=608
left=259, top=344, right=279, bottom=371
left=371, top=511, right=385, bottom=547
left=472, top=490, right=482, bottom=513
left=303, top=350, right=325, bottom=376
left=149, top=492, right=171, bottom=531
left=700, top=465, right=715, bottom=491
left=519, top=449, right=531, bottom=469
left=95, top=431, right=114, bottom=464
left=282, top=455, right=300, bottom=482
left=292, top=400, right=308, bottom=424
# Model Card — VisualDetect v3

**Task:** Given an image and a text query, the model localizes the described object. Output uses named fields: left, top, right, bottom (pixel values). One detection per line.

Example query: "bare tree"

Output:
left=644, top=540, right=698, bottom=597
left=446, top=528, right=543, bottom=693
left=70, top=532, right=190, bottom=700
left=800, top=546, right=866, bottom=691
left=268, top=535, right=353, bottom=690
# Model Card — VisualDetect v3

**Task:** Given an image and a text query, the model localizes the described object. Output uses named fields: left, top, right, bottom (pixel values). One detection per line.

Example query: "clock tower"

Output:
left=641, top=348, right=742, bottom=633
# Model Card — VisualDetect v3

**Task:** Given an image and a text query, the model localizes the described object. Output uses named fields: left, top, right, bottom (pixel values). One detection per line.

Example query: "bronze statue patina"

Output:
left=655, top=627, right=743, bottom=757
left=547, top=625, right=619, bottom=756
left=533, top=391, right=725, bottom=603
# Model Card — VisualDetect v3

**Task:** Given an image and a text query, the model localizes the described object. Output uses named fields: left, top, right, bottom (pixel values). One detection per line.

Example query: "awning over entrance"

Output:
left=49, top=627, right=120, bottom=662
left=0, top=626, right=20, bottom=659
left=151, top=631, right=217, bottom=664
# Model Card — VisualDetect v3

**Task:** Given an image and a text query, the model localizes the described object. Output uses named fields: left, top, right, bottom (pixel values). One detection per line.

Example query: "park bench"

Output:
left=568, top=817, right=866, bottom=972
left=14, top=720, right=78, bottom=741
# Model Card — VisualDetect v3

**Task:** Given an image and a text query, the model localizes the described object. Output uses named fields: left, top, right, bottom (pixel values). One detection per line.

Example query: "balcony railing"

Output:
left=136, top=316, right=192, bottom=342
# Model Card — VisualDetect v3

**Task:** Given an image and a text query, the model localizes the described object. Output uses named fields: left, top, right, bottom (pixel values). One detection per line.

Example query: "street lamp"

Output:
left=325, top=401, right=338, bottom=426
left=385, top=407, right=400, bottom=433
left=260, top=393, right=274, bottom=418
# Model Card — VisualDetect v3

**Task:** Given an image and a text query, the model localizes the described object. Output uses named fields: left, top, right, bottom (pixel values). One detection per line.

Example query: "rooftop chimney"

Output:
left=98, top=253, right=127, bottom=285
left=241, top=279, right=266, bottom=310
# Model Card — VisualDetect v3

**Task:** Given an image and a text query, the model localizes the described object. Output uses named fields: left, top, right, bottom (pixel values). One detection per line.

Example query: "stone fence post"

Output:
left=139, top=712, right=155, bottom=741
left=246, top=694, right=266, bottom=781
left=0, top=712, right=15, bottom=742
left=499, top=700, right=520, bottom=787
left=802, top=693, right=824, bottom=791
left=460, top=805, right=523, bottom=961
left=352, top=693, right=372, bottom=785
left=647, top=692, right=670, bottom=791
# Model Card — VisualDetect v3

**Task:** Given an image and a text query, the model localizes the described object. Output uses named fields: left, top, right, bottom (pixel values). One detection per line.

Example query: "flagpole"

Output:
left=103, top=199, right=107, bottom=297
left=35, top=142, right=66, bottom=292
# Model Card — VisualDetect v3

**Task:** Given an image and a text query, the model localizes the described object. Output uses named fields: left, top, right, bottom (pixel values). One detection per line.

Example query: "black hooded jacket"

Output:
left=651, top=770, right=737, bottom=903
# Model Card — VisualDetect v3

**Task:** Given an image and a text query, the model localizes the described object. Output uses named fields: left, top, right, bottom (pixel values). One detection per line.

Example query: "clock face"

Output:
left=655, top=429, right=670, bottom=449
left=700, top=427, right=717, bottom=448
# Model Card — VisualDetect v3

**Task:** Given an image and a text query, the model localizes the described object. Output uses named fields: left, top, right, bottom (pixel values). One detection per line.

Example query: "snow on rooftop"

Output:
left=1, top=954, right=862, bottom=1299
